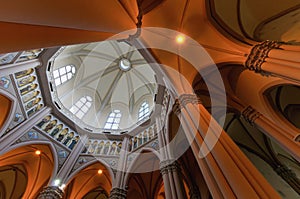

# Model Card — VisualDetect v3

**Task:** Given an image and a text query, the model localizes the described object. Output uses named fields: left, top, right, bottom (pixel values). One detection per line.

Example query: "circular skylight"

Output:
left=119, top=58, right=131, bottom=71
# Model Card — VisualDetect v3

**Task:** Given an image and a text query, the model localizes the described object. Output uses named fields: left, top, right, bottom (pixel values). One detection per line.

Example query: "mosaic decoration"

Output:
left=0, top=77, right=10, bottom=89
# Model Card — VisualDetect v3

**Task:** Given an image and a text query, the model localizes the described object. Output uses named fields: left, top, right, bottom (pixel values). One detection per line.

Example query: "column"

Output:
left=0, top=59, right=41, bottom=77
left=156, top=118, right=172, bottom=199
left=37, top=186, right=64, bottom=199
left=245, top=40, right=300, bottom=83
left=109, top=188, right=127, bottom=199
left=109, top=136, right=130, bottom=199
left=189, top=185, right=201, bottom=199
left=174, top=94, right=281, bottom=199
left=157, top=118, right=187, bottom=199
left=241, top=106, right=300, bottom=162
left=0, top=107, right=51, bottom=154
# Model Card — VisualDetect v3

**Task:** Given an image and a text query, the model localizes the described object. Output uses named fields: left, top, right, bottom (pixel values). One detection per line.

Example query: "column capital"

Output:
left=241, top=106, right=261, bottom=125
left=37, top=186, right=64, bottom=199
left=245, top=40, right=283, bottom=74
left=172, top=94, right=202, bottom=115
left=159, top=160, right=181, bottom=175
left=109, top=187, right=127, bottom=199
left=189, top=186, right=201, bottom=199
left=275, top=165, right=297, bottom=179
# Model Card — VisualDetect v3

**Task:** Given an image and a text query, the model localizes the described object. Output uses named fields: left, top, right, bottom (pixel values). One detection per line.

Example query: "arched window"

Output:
left=138, top=101, right=150, bottom=121
left=53, top=65, right=76, bottom=86
left=104, top=110, right=122, bottom=130
left=70, top=96, right=92, bottom=119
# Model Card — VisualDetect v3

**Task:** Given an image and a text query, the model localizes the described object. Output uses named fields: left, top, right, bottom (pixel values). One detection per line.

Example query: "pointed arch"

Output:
left=64, top=160, right=113, bottom=199
left=0, top=143, right=57, bottom=198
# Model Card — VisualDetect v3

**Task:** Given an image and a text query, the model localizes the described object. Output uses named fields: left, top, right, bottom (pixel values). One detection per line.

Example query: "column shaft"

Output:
left=174, top=94, right=281, bottom=199
left=241, top=106, right=300, bottom=162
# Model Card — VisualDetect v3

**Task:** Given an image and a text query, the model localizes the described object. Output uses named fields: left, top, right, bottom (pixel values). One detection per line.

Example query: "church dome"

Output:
left=47, top=40, right=157, bottom=134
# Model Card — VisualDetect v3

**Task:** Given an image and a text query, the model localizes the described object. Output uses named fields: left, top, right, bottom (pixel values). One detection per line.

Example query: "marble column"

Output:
left=37, top=186, right=64, bottom=199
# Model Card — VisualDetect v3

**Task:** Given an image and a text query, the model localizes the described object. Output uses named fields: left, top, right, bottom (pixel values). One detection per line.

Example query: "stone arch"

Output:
left=64, top=160, right=113, bottom=199
left=0, top=143, right=57, bottom=198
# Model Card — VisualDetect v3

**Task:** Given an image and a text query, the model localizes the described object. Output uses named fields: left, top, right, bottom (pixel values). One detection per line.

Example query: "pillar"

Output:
left=189, top=185, right=201, bottom=199
left=157, top=118, right=187, bottom=199
left=109, top=188, right=127, bottom=199
left=245, top=40, right=300, bottom=83
left=109, top=136, right=130, bottom=199
left=37, top=186, right=64, bottom=199
left=173, top=94, right=281, bottom=199
left=159, top=160, right=187, bottom=199
left=241, top=106, right=300, bottom=162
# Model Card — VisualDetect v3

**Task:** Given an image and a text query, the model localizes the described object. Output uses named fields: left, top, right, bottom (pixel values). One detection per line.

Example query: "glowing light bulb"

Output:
left=98, top=169, right=103, bottom=174
left=35, top=150, right=41, bottom=155
left=60, top=184, right=66, bottom=189
left=54, top=179, right=60, bottom=186
left=176, top=35, right=185, bottom=44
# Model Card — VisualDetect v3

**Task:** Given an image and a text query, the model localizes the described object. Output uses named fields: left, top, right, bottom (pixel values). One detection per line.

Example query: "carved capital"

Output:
left=37, top=186, right=64, bottom=199
left=160, top=160, right=180, bottom=175
left=241, top=106, right=261, bottom=125
left=275, top=165, right=297, bottom=179
left=245, top=40, right=283, bottom=74
left=189, top=186, right=201, bottom=199
left=109, top=187, right=127, bottom=199
left=172, top=94, right=202, bottom=115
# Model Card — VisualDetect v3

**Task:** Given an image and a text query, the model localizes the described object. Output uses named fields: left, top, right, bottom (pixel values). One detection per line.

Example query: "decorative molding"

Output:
left=241, top=106, right=261, bottom=125
left=189, top=186, right=201, bottom=199
left=172, top=94, right=202, bottom=115
left=159, top=160, right=180, bottom=175
left=109, top=187, right=127, bottom=199
left=245, top=40, right=283, bottom=74
left=275, top=165, right=297, bottom=179
left=37, top=186, right=64, bottom=199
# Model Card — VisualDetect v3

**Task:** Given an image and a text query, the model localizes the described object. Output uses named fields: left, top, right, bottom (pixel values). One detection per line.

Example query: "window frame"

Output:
left=104, top=109, right=122, bottom=130
left=53, top=65, right=76, bottom=86
left=70, top=96, right=92, bottom=119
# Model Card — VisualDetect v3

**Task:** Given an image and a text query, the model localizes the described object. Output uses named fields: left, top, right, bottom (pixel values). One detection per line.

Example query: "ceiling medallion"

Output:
left=119, top=58, right=131, bottom=71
